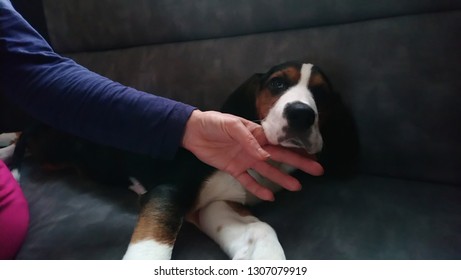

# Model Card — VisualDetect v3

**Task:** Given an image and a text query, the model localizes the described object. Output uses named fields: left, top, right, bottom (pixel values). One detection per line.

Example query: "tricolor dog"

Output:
left=7, top=61, right=357, bottom=259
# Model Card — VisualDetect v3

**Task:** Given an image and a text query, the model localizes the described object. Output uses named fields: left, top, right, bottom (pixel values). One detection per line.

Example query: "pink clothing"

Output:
left=0, top=160, right=29, bottom=259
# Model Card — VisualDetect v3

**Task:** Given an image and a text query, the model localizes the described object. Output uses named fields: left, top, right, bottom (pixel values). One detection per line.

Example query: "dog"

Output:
left=8, top=61, right=358, bottom=259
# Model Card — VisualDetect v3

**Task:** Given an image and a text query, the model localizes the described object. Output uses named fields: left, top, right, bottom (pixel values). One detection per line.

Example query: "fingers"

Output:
left=234, top=160, right=306, bottom=201
left=264, top=145, right=324, bottom=176
left=227, top=117, right=270, bottom=161
left=252, top=161, right=302, bottom=191
left=235, top=172, right=275, bottom=201
left=238, top=117, right=268, bottom=145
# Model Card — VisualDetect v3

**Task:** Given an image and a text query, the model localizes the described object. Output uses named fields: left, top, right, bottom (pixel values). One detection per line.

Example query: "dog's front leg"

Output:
left=194, top=200, right=286, bottom=260
left=123, top=184, right=184, bottom=260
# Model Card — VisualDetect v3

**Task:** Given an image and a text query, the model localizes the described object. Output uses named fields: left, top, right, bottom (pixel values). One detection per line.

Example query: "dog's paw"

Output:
left=123, top=240, right=173, bottom=260
left=232, top=222, right=286, bottom=260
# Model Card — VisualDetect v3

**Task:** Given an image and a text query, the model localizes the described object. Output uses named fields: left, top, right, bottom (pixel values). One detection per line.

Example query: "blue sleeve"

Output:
left=0, top=0, right=196, bottom=159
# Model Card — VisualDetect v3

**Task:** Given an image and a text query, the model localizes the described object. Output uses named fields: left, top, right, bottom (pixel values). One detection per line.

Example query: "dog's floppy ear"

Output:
left=220, top=73, right=263, bottom=121
left=318, top=90, right=360, bottom=177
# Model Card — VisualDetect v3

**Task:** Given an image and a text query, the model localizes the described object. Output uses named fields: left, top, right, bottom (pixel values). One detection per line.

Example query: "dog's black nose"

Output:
left=284, top=102, right=316, bottom=130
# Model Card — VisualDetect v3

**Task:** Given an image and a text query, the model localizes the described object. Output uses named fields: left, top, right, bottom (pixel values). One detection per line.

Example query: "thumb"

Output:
left=230, top=118, right=270, bottom=161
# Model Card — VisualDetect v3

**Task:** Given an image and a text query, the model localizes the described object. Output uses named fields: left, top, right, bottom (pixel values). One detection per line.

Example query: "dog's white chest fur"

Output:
left=194, top=162, right=295, bottom=210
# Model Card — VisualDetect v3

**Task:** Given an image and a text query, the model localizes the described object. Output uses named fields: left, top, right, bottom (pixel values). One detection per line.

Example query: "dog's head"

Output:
left=222, top=61, right=359, bottom=175
left=222, top=62, right=334, bottom=155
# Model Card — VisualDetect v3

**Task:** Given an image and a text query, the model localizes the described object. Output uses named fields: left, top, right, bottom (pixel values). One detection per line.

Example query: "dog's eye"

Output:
left=268, top=77, right=288, bottom=93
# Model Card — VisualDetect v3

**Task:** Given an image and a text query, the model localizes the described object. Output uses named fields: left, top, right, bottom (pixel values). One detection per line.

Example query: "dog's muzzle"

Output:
left=274, top=102, right=323, bottom=155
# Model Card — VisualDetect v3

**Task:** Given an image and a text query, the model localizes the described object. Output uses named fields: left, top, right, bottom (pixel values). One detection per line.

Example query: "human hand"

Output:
left=182, top=110, right=324, bottom=201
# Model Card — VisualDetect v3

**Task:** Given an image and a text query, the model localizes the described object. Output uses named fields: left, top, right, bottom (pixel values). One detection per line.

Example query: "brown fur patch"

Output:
left=281, top=67, right=302, bottom=83
left=256, top=88, right=278, bottom=120
left=130, top=200, right=180, bottom=245
left=309, top=71, right=326, bottom=87
left=256, top=66, right=302, bottom=120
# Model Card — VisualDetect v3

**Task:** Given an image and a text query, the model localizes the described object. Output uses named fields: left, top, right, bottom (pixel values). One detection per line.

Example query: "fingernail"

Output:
left=266, top=193, right=275, bottom=201
left=258, top=148, right=270, bottom=159
left=290, top=183, right=302, bottom=191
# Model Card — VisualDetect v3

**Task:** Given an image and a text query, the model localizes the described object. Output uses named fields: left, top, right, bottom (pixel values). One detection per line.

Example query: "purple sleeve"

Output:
left=0, top=0, right=196, bottom=159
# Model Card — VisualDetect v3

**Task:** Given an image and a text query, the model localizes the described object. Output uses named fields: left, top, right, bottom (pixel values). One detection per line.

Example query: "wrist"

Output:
left=182, top=109, right=202, bottom=151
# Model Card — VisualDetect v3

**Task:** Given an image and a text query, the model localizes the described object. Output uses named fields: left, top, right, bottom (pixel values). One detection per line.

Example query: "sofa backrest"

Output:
left=12, top=0, right=461, bottom=185
left=38, top=0, right=460, bottom=54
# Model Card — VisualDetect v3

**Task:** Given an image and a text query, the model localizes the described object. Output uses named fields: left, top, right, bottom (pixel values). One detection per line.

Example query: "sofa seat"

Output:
left=16, top=160, right=461, bottom=259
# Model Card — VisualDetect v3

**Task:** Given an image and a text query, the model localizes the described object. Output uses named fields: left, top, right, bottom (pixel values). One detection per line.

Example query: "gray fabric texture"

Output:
left=15, top=162, right=137, bottom=259
left=42, top=0, right=461, bottom=52
left=17, top=160, right=461, bottom=259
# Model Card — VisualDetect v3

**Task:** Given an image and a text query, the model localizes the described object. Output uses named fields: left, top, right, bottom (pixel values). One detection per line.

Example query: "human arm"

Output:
left=0, top=0, right=194, bottom=159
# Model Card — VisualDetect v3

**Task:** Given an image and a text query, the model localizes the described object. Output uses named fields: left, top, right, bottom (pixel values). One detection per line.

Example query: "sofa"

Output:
left=10, top=0, right=461, bottom=259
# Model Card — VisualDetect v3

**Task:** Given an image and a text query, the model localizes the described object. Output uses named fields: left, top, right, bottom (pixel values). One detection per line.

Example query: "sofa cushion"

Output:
left=16, top=160, right=461, bottom=259
left=64, top=11, right=461, bottom=184
left=40, top=0, right=461, bottom=53
left=15, top=161, right=137, bottom=259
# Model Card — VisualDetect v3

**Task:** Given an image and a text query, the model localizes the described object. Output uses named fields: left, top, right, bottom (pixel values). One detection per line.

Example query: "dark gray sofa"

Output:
left=10, top=0, right=461, bottom=259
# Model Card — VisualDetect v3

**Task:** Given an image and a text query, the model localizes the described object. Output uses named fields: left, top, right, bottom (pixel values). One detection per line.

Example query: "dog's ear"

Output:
left=318, top=91, right=360, bottom=177
left=220, top=73, right=263, bottom=121
left=306, top=66, right=360, bottom=177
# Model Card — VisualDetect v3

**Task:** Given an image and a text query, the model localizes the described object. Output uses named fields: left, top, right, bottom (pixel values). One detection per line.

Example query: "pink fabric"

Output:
left=0, top=160, right=29, bottom=259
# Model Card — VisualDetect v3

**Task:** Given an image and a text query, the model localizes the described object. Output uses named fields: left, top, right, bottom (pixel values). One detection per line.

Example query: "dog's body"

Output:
left=5, top=62, right=357, bottom=259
